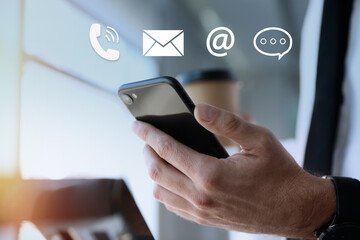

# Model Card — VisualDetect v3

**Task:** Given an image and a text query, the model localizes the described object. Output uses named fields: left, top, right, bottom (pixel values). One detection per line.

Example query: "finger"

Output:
left=155, top=184, right=234, bottom=230
left=166, top=205, right=243, bottom=231
left=133, top=121, right=212, bottom=179
left=143, top=145, right=197, bottom=200
left=194, top=104, right=261, bottom=148
left=153, top=184, right=198, bottom=214
left=165, top=205, right=213, bottom=226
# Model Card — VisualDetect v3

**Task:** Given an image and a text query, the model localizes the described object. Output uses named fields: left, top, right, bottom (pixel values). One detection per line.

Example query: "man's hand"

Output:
left=132, top=103, right=336, bottom=238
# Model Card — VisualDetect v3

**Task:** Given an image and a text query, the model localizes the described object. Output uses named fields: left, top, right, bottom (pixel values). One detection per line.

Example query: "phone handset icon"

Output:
left=89, top=23, right=120, bottom=61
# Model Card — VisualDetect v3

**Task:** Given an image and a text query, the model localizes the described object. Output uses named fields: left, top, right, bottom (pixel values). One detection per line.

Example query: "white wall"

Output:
left=0, top=0, right=21, bottom=176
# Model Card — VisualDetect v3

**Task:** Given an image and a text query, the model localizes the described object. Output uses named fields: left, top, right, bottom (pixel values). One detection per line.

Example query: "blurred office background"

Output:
left=0, top=0, right=308, bottom=239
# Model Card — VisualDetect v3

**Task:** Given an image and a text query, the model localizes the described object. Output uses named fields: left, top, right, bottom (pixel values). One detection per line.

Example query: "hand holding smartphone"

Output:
left=118, top=77, right=228, bottom=159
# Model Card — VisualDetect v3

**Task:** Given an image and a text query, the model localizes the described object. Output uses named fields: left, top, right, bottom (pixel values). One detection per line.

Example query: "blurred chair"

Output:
left=0, top=179, right=154, bottom=240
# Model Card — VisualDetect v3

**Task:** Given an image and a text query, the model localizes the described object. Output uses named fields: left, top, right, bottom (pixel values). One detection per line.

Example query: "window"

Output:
left=17, top=0, right=159, bottom=237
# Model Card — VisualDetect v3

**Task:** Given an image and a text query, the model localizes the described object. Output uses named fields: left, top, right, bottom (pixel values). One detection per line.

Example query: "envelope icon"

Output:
left=143, top=30, right=184, bottom=56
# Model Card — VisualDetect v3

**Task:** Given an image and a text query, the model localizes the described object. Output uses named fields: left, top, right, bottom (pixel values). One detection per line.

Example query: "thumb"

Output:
left=194, top=103, right=260, bottom=148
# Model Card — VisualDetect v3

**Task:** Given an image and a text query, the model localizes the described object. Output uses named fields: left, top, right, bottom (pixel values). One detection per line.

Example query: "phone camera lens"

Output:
left=122, top=94, right=133, bottom=105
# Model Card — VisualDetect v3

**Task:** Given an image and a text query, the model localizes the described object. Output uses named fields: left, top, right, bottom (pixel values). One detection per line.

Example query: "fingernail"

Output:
left=197, top=104, right=217, bottom=122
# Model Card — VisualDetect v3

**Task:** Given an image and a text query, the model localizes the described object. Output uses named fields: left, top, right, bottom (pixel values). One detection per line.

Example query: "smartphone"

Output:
left=118, top=77, right=228, bottom=159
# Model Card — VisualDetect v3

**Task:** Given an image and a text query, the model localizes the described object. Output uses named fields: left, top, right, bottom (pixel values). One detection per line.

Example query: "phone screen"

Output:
left=120, top=81, right=228, bottom=159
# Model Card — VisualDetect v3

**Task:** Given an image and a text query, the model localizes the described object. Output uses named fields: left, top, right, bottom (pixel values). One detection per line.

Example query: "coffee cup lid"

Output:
left=177, top=69, right=237, bottom=85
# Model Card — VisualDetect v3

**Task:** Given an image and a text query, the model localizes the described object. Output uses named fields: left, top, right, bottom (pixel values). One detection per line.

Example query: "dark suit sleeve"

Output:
left=330, top=176, right=360, bottom=223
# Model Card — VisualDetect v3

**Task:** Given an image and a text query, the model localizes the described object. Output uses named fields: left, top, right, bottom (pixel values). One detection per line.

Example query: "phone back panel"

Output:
left=119, top=77, right=228, bottom=159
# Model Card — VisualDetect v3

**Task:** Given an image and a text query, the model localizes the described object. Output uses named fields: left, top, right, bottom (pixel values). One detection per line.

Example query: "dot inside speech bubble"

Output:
left=253, top=27, right=292, bottom=60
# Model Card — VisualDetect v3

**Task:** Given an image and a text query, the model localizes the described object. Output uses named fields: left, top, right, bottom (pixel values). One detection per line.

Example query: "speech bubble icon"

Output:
left=253, top=27, right=292, bottom=60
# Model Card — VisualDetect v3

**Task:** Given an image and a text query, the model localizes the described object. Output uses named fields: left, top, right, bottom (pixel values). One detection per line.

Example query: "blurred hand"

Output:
left=132, top=103, right=336, bottom=239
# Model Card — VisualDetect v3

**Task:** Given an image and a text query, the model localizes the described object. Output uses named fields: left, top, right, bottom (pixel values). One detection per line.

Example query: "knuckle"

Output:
left=156, top=138, right=173, bottom=159
left=196, top=165, right=220, bottom=191
left=257, top=132, right=269, bottom=145
left=152, top=184, right=162, bottom=200
left=261, top=127, right=273, bottom=138
left=221, top=113, right=241, bottom=134
left=148, top=163, right=162, bottom=182
left=192, top=195, right=213, bottom=210
left=196, top=209, right=210, bottom=220
left=256, top=127, right=274, bottom=146
left=266, top=129, right=277, bottom=144
left=200, top=174, right=217, bottom=191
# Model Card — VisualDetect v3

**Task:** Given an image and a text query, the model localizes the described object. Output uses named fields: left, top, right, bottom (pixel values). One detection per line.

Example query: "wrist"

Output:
left=300, top=175, right=336, bottom=238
